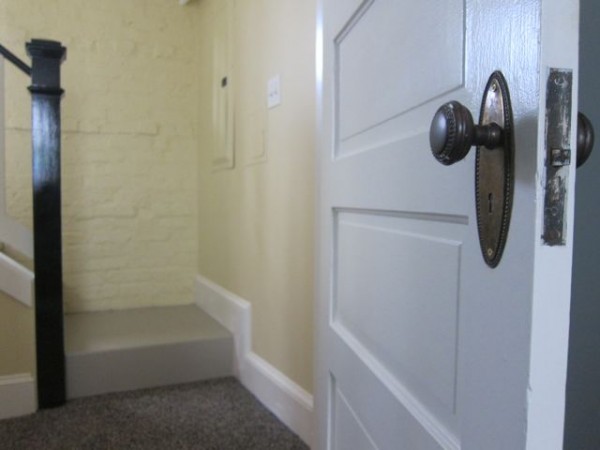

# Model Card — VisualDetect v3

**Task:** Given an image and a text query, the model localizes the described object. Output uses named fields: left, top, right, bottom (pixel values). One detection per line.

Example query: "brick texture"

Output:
left=1, top=0, right=200, bottom=311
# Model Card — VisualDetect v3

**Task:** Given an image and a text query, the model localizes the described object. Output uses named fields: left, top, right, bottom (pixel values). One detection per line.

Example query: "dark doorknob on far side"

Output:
left=577, top=112, right=594, bottom=168
left=430, top=101, right=503, bottom=165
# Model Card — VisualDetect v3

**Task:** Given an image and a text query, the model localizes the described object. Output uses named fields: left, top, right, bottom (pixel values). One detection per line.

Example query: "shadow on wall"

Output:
left=564, top=0, right=600, bottom=448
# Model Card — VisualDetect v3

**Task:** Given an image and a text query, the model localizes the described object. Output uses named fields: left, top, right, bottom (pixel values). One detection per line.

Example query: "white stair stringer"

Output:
left=0, top=251, right=34, bottom=308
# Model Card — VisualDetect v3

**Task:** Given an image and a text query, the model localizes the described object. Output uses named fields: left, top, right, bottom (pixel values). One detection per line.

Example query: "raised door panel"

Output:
left=336, top=0, right=465, bottom=157
left=333, top=210, right=466, bottom=434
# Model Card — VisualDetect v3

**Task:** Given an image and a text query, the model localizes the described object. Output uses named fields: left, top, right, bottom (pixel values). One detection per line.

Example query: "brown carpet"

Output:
left=0, top=377, right=309, bottom=450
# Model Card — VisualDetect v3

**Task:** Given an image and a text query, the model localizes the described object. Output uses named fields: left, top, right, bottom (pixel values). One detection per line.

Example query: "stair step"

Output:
left=65, top=304, right=233, bottom=399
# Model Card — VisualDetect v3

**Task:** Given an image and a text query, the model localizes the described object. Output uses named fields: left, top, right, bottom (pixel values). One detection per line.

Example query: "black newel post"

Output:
left=27, top=39, right=67, bottom=409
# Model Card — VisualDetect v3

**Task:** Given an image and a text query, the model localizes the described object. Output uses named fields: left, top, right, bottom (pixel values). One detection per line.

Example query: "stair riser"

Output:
left=66, top=339, right=233, bottom=399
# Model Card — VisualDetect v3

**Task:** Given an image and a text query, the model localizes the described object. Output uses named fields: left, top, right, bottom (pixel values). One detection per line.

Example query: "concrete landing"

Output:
left=65, top=304, right=233, bottom=399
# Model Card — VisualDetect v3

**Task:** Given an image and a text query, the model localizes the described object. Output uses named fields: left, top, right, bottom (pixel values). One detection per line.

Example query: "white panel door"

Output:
left=316, top=1, right=579, bottom=449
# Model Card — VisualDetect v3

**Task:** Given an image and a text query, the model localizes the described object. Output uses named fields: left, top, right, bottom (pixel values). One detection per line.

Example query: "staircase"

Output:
left=0, top=240, right=234, bottom=400
left=1, top=44, right=233, bottom=407
left=64, top=304, right=234, bottom=398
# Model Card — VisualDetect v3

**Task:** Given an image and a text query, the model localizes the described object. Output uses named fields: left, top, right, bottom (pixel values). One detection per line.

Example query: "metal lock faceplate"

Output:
left=475, top=72, right=514, bottom=267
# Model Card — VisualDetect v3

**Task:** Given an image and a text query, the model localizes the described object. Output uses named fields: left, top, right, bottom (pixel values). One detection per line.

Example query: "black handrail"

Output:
left=0, top=43, right=32, bottom=76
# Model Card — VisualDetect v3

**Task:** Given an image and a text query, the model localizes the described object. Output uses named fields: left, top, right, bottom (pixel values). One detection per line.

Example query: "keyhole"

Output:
left=488, top=193, right=493, bottom=214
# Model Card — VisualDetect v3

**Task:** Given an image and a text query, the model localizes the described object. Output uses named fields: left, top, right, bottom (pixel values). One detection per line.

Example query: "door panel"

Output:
left=331, top=383, right=379, bottom=450
left=336, top=0, right=464, bottom=144
left=333, top=209, right=465, bottom=428
left=330, top=357, right=452, bottom=450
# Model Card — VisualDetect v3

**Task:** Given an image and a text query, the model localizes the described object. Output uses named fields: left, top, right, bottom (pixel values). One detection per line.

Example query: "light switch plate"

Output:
left=267, top=75, right=281, bottom=109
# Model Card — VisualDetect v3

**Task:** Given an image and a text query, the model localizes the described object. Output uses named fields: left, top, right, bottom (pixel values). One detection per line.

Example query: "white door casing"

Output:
left=315, top=1, right=578, bottom=449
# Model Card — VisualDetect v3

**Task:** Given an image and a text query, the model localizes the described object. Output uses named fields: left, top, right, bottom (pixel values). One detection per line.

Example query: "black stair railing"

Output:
left=1, top=40, right=67, bottom=409
left=0, top=44, right=31, bottom=76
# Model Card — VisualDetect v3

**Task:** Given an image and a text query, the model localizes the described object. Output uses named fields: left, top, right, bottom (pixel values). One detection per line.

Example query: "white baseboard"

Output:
left=195, top=274, right=314, bottom=447
left=0, top=373, right=36, bottom=420
left=194, top=275, right=251, bottom=374
left=241, top=352, right=314, bottom=447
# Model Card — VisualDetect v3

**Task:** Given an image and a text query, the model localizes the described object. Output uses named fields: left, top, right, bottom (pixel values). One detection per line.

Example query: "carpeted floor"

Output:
left=0, top=377, right=309, bottom=450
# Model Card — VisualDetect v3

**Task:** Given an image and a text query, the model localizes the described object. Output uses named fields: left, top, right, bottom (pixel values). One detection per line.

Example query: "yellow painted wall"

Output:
left=197, top=0, right=316, bottom=392
left=0, top=293, right=34, bottom=376
left=0, top=0, right=201, bottom=311
left=0, top=0, right=316, bottom=394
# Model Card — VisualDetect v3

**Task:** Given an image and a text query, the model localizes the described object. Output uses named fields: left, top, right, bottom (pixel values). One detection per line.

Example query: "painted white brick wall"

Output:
left=1, top=0, right=201, bottom=311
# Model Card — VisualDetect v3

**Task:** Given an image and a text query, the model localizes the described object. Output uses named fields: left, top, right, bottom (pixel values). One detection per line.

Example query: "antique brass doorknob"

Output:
left=429, top=101, right=503, bottom=165
left=428, top=72, right=514, bottom=268
left=577, top=112, right=594, bottom=167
